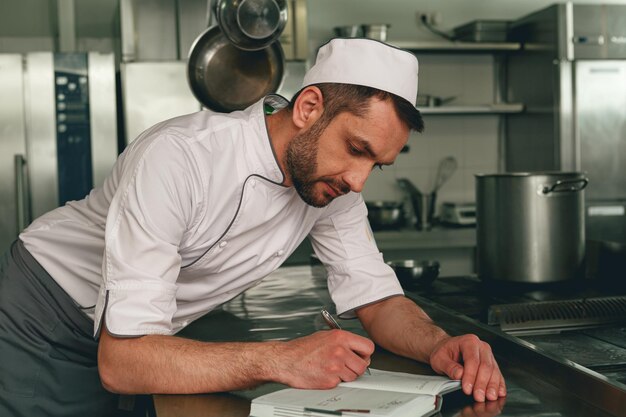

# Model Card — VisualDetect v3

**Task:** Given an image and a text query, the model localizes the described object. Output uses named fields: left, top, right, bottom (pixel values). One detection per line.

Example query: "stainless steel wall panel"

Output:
left=0, top=54, right=27, bottom=252
left=24, top=52, right=58, bottom=219
left=177, top=0, right=208, bottom=60
left=120, top=0, right=178, bottom=62
left=121, top=62, right=200, bottom=144
left=87, top=52, right=118, bottom=188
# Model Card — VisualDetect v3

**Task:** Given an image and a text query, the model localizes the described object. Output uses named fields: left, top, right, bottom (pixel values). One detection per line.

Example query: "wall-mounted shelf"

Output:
left=418, top=103, right=524, bottom=115
left=393, top=41, right=522, bottom=53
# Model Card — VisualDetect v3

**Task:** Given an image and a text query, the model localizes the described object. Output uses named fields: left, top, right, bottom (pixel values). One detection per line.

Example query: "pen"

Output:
left=320, top=309, right=372, bottom=376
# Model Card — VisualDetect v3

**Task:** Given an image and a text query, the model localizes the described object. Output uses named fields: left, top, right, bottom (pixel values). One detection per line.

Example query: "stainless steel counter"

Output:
left=156, top=265, right=625, bottom=417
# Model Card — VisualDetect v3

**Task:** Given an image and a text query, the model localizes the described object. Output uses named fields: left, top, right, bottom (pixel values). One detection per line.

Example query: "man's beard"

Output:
left=285, top=119, right=350, bottom=208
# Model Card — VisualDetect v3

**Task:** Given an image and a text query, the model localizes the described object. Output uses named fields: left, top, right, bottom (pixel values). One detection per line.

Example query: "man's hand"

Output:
left=272, top=329, right=374, bottom=389
left=356, top=296, right=506, bottom=403
left=429, top=334, right=506, bottom=402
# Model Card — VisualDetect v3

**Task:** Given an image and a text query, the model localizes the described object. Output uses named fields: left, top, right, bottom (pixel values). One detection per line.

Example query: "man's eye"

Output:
left=348, top=143, right=363, bottom=156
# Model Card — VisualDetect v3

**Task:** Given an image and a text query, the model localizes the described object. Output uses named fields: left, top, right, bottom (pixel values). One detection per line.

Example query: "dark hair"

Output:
left=288, top=83, right=424, bottom=133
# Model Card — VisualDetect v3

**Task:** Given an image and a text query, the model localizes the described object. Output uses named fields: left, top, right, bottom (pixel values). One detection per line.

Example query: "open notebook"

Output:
left=249, top=368, right=461, bottom=417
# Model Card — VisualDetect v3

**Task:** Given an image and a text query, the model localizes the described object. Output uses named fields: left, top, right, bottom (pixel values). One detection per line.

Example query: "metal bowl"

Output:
left=386, top=259, right=440, bottom=289
left=365, top=200, right=405, bottom=231
left=333, top=25, right=364, bottom=37
left=187, top=26, right=285, bottom=112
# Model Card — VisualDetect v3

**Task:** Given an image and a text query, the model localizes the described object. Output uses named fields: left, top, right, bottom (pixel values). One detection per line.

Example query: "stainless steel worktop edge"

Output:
left=406, top=292, right=626, bottom=417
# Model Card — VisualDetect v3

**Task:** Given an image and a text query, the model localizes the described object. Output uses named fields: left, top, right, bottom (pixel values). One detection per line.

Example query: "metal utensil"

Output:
left=433, top=156, right=458, bottom=192
left=396, top=178, right=435, bottom=230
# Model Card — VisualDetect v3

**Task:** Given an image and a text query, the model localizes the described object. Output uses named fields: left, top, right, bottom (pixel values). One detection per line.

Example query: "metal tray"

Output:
left=453, top=20, right=510, bottom=42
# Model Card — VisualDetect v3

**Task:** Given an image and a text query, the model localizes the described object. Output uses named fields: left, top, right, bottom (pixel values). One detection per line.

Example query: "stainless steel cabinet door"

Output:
left=0, top=55, right=27, bottom=252
left=575, top=60, right=626, bottom=200
left=24, top=53, right=58, bottom=219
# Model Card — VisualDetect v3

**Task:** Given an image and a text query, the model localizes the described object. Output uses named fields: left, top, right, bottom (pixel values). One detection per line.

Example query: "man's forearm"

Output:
left=356, top=296, right=450, bottom=363
left=98, top=329, right=280, bottom=394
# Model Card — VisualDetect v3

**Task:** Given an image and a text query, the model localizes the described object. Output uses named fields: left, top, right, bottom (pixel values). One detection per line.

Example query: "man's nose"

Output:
left=344, top=164, right=371, bottom=193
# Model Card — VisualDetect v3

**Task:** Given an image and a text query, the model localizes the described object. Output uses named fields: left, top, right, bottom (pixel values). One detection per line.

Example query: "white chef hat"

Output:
left=301, top=38, right=419, bottom=107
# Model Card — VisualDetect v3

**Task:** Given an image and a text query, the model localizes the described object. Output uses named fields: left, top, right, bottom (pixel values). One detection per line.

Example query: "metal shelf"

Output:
left=393, top=40, right=522, bottom=52
left=418, top=103, right=524, bottom=115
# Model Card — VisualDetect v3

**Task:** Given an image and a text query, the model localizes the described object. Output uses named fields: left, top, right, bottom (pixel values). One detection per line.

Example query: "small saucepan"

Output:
left=386, top=259, right=440, bottom=289
left=215, top=0, right=288, bottom=51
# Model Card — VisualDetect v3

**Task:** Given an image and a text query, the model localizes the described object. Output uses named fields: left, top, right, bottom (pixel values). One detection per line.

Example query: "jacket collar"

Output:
left=247, top=95, right=289, bottom=185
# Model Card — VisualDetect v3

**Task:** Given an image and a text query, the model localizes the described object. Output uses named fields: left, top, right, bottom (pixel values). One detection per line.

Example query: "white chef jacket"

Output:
left=20, top=95, right=403, bottom=337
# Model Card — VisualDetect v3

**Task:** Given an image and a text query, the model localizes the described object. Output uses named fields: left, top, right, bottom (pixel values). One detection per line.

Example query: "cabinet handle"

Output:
left=14, top=154, right=31, bottom=232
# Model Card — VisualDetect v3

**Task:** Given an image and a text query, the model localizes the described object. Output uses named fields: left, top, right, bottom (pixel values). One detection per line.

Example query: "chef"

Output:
left=0, top=38, right=506, bottom=417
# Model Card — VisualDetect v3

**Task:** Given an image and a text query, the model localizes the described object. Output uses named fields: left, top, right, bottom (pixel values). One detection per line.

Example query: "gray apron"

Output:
left=0, top=240, right=153, bottom=417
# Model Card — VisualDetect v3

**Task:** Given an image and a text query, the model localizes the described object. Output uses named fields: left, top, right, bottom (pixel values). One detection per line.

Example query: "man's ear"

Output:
left=292, top=86, right=324, bottom=129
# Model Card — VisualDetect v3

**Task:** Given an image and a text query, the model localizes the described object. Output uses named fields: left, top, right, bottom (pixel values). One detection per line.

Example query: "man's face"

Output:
left=285, top=97, right=409, bottom=208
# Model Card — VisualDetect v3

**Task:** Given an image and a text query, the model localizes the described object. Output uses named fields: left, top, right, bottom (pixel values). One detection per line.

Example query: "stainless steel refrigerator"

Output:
left=0, top=52, right=118, bottom=253
left=506, top=2, right=626, bottom=243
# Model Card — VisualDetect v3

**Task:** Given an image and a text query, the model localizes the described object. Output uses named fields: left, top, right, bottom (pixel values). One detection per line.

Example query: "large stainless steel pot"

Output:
left=476, top=172, right=588, bottom=283
left=187, top=26, right=284, bottom=112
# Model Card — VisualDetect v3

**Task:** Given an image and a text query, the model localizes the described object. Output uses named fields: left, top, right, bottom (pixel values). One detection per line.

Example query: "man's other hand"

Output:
left=429, top=334, right=507, bottom=402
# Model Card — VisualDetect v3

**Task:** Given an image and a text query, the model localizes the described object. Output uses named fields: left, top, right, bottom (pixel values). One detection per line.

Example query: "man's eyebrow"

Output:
left=352, top=137, right=394, bottom=165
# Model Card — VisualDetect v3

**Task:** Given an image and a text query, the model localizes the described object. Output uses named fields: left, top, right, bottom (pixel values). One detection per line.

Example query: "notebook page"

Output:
left=340, top=369, right=461, bottom=395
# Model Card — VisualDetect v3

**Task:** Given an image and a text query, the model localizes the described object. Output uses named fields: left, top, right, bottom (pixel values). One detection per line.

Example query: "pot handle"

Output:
left=207, top=0, right=216, bottom=27
left=541, top=177, right=588, bottom=194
